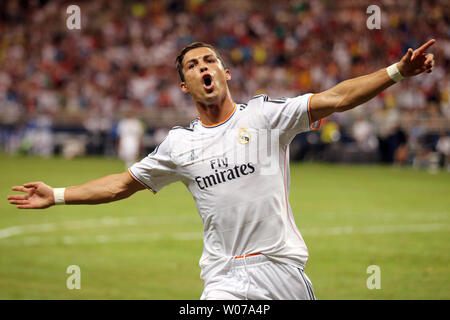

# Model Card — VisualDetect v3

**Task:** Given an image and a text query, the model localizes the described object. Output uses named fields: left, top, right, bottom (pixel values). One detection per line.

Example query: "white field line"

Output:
left=0, top=232, right=203, bottom=247
left=301, top=223, right=450, bottom=236
left=0, top=216, right=448, bottom=246
left=0, top=215, right=199, bottom=240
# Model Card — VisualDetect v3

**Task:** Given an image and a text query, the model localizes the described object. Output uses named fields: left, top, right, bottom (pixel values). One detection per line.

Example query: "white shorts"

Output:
left=200, top=254, right=315, bottom=300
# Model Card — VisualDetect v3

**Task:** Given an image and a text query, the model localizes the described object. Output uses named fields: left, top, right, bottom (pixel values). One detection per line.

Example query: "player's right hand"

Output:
left=7, top=182, right=54, bottom=209
left=397, top=39, right=435, bottom=77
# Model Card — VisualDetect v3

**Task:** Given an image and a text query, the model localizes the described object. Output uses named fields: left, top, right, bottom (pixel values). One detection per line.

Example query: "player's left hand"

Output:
left=397, top=39, right=435, bottom=77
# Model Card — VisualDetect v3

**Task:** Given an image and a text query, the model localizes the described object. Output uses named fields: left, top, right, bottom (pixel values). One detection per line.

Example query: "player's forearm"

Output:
left=328, top=68, right=395, bottom=112
left=65, top=173, right=134, bottom=205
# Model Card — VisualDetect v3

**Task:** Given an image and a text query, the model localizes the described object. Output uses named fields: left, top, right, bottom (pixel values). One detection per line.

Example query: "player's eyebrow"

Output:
left=183, top=54, right=215, bottom=67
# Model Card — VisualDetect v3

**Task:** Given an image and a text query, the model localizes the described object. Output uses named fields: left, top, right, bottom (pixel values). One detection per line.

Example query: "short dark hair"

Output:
left=175, top=42, right=227, bottom=82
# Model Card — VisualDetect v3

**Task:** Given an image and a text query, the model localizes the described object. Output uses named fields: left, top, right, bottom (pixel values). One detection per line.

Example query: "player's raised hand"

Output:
left=397, top=39, right=435, bottom=77
left=7, top=182, right=54, bottom=209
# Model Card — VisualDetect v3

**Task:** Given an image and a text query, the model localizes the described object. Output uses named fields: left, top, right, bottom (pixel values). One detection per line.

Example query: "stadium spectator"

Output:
left=0, top=0, right=448, bottom=166
left=436, top=133, right=450, bottom=170
left=116, top=109, right=145, bottom=169
left=352, top=116, right=379, bottom=152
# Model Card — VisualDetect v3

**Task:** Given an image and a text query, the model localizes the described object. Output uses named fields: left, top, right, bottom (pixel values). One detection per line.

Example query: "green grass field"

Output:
left=0, top=154, right=449, bottom=299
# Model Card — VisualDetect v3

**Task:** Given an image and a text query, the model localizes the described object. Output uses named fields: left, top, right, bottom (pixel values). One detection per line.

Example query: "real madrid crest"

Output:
left=238, top=127, right=251, bottom=144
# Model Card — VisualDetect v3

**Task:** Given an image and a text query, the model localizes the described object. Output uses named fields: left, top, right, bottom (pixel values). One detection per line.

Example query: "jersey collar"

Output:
left=200, top=104, right=237, bottom=129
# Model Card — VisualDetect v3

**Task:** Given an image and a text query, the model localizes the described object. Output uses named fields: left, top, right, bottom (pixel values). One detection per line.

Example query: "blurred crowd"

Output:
left=0, top=0, right=449, bottom=169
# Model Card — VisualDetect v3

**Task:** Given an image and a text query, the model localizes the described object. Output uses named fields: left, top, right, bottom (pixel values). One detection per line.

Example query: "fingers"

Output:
left=424, top=53, right=435, bottom=73
left=11, top=186, right=31, bottom=193
left=8, top=197, right=44, bottom=209
left=424, top=53, right=434, bottom=65
left=405, top=48, right=413, bottom=61
left=8, top=199, right=30, bottom=206
left=8, top=182, right=51, bottom=210
left=412, top=39, right=436, bottom=60
left=416, top=39, right=436, bottom=53
left=23, top=182, right=42, bottom=188
left=11, top=182, right=43, bottom=194
left=8, top=198, right=37, bottom=209
left=7, top=194, right=29, bottom=201
left=8, top=186, right=31, bottom=208
left=11, top=182, right=42, bottom=192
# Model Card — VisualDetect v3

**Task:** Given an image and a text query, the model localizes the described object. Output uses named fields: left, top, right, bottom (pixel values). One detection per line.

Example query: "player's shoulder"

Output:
left=236, top=95, right=289, bottom=123
left=167, top=118, right=199, bottom=140
left=169, top=118, right=200, bottom=135
left=247, top=94, right=289, bottom=107
left=151, top=124, right=192, bottom=154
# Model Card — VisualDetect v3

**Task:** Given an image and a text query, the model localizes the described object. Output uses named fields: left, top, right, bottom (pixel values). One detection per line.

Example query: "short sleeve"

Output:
left=128, top=134, right=180, bottom=193
left=260, top=93, right=321, bottom=144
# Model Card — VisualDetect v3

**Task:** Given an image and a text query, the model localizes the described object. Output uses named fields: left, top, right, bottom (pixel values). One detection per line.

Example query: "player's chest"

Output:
left=171, top=127, right=280, bottom=182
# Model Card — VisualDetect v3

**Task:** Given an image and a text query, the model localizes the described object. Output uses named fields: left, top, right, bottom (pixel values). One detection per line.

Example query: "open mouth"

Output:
left=202, top=74, right=214, bottom=92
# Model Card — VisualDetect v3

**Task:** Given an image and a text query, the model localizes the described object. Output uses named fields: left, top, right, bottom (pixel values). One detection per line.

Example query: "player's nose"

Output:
left=200, top=65, right=208, bottom=73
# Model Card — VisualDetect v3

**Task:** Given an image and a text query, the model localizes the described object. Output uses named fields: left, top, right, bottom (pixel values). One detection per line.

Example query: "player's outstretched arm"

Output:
left=7, top=171, right=146, bottom=209
left=309, top=39, right=436, bottom=123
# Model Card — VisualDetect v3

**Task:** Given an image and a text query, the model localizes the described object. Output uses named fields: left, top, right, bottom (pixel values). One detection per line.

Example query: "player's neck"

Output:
left=195, top=93, right=235, bottom=126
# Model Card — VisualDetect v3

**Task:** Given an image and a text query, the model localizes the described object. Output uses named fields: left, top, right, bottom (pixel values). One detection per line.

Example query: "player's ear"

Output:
left=225, top=69, right=231, bottom=81
left=180, top=81, right=189, bottom=94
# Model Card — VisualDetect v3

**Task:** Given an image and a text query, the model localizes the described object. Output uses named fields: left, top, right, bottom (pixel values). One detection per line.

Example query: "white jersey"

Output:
left=129, top=93, right=319, bottom=283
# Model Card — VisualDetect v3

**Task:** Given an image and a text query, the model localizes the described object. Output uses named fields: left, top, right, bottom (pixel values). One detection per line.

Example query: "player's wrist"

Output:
left=386, top=63, right=404, bottom=82
left=53, top=188, right=66, bottom=205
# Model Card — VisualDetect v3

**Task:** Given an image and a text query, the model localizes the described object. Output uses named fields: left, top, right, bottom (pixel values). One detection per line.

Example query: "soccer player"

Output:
left=7, top=40, right=435, bottom=300
left=116, top=109, right=145, bottom=169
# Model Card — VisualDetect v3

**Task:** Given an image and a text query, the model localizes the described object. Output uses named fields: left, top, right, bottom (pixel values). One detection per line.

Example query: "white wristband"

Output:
left=53, top=188, right=66, bottom=205
left=386, top=63, right=404, bottom=82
